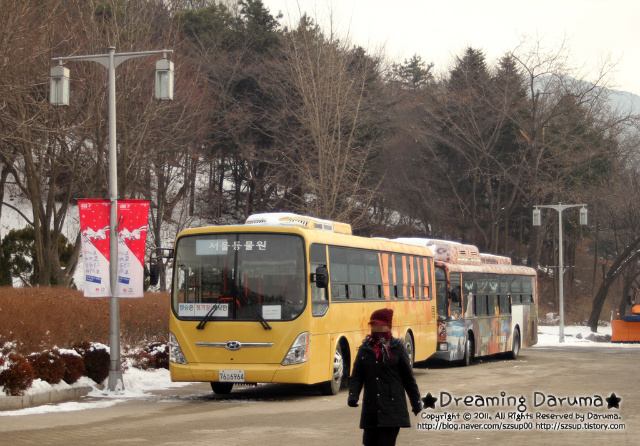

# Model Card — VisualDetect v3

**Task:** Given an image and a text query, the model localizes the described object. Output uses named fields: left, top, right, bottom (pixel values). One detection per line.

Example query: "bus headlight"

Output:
left=169, top=332, right=188, bottom=364
left=282, top=332, right=310, bottom=365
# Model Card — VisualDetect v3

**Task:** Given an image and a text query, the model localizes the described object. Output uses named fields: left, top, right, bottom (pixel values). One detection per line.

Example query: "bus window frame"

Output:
left=328, top=246, right=432, bottom=303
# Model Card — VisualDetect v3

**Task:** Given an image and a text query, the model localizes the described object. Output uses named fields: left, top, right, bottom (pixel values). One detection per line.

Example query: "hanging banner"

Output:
left=116, top=200, right=150, bottom=298
left=78, top=199, right=150, bottom=298
left=78, top=199, right=111, bottom=297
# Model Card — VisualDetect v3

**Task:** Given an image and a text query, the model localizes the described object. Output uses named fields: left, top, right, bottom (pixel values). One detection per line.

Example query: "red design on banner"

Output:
left=116, top=200, right=150, bottom=298
left=78, top=200, right=111, bottom=297
left=80, top=200, right=111, bottom=261
left=78, top=199, right=150, bottom=298
left=117, top=200, right=149, bottom=265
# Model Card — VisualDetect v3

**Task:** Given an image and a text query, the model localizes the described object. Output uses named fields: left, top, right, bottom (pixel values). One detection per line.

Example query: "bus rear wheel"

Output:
left=508, top=329, right=520, bottom=360
left=320, top=343, right=344, bottom=395
left=211, top=382, right=234, bottom=394
left=404, top=333, right=415, bottom=368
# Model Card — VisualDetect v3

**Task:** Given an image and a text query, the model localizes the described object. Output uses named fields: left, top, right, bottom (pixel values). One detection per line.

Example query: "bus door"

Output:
left=449, top=273, right=462, bottom=319
left=435, top=266, right=448, bottom=354
left=446, top=272, right=465, bottom=360
left=435, top=267, right=465, bottom=360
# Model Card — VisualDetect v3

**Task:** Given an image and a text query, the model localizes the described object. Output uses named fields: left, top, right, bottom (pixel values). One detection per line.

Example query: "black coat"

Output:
left=348, top=337, right=422, bottom=429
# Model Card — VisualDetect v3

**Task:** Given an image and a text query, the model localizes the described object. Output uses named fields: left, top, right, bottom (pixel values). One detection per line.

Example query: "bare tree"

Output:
left=509, top=36, right=624, bottom=266
left=0, top=0, right=90, bottom=286
left=586, top=142, right=640, bottom=330
left=268, top=17, right=385, bottom=228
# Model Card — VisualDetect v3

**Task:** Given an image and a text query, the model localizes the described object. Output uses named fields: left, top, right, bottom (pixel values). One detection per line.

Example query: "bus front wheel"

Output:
left=320, top=343, right=344, bottom=395
left=211, top=382, right=234, bottom=394
left=461, top=337, right=474, bottom=367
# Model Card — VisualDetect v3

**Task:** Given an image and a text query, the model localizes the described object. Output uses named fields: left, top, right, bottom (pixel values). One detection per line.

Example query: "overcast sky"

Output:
left=262, top=0, right=640, bottom=96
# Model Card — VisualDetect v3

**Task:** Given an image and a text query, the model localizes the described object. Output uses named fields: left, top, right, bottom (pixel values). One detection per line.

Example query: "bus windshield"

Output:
left=172, top=233, right=306, bottom=322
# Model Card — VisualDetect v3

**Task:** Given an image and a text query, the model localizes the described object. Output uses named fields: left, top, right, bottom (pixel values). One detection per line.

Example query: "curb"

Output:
left=0, top=386, right=94, bottom=411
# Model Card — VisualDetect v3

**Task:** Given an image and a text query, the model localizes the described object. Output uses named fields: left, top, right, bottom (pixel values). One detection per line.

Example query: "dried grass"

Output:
left=0, top=287, right=169, bottom=355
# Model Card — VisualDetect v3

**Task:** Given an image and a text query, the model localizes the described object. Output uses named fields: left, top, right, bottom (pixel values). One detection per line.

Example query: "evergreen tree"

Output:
left=449, top=47, right=490, bottom=92
left=391, top=54, right=434, bottom=90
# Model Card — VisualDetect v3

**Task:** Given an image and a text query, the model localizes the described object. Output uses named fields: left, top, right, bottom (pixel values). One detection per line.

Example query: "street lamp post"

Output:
left=533, top=203, right=588, bottom=343
left=50, top=47, right=173, bottom=391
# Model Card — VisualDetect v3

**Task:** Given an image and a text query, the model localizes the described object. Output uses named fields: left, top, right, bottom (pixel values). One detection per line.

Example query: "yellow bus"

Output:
left=153, top=213, right=437, bottom=394
left=395, top=238, right=538, bottom=365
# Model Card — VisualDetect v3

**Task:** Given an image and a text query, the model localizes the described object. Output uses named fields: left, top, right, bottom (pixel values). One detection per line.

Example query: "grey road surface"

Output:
left=0, top=345, right=637, bottom=446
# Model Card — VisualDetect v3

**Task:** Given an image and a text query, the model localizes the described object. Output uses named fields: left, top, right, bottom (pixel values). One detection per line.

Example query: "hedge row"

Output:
left=0, top=341, right=168, bottom=396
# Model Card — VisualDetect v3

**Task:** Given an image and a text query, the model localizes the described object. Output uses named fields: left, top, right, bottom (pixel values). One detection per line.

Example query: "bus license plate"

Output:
left=219, top=369, right=245, bottom=382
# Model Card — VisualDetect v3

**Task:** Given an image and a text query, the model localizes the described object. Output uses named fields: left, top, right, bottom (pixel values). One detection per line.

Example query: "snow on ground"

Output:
left=535, top=324, right=616, bottom=347
left=0, top=366, right=192, bottom=417
left=1, top=324, right=638, bottom=417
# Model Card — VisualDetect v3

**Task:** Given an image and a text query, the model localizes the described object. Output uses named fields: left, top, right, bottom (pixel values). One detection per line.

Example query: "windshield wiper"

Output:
left=251, top=306, right=272, bottom=330
left=238, top=292, right=272, bottom=330
left=196, top=303, right=223, bottom=330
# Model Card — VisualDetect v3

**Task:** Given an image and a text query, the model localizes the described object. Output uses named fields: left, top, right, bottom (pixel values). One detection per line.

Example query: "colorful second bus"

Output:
left=396, top=238, right=538, bottom=365
left=157, top=213, right=438, bottom=394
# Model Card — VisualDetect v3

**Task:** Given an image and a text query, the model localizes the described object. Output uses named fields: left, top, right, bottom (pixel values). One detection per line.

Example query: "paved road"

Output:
left=0, top=345, right=637, bottom=446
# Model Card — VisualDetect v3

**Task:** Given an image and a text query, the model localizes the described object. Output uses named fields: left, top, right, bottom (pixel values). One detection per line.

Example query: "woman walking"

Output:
left=347, top=308, right=423, bottom=446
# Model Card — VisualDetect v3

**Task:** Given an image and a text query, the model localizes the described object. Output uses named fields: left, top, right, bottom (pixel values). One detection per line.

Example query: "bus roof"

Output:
left=393, top=238, right=483, bottom=264
left=175, top=215, right=435, bottom=257
left=245, top=212, right=353, bottom=235
left=393, top=237, right=536, bottom=276
left=438, top=261, right=537, bottom=276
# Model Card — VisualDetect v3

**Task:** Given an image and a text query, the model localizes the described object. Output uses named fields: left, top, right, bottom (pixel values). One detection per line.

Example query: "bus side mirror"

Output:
left=312, top=266, right=329, bottom=289
left=149, top=263, right=159, bottom=286
left=449, top=286, right=462, bottom=304
left=149, top=247, right=174, bottom=286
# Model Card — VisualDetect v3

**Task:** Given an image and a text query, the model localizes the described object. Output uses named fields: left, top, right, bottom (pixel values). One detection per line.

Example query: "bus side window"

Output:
left=522, top=276, right=533, bottom=303
left=423, top=258, right=432, bottom=300
left=463, top=276, right=475, bottom=316
left=328, top=246, right=348, bottom=301
left=350, top=283, right=364, bottom=299
left=487, top=295, right=497, bottom=316
left=499, top=294, right=511, bottom=314
left=475, top=295, right=487, bottom=316
left=365, top=284, right=381, bottom=299
left=395, top=255, right=404, bottom=299
left=388, top=254, right=398, bottom=299
left=364, top=251, right=382, bottom=299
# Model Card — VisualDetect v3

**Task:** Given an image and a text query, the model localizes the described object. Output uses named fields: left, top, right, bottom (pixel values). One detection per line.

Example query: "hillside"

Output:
left=0, top=192, right=626, bottom=327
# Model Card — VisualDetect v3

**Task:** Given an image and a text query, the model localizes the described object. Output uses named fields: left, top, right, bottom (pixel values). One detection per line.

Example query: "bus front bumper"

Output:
left=170, top=361, right=310, bottom=384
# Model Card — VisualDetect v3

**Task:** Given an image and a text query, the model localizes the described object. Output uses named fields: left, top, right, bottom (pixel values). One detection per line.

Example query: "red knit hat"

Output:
left=369, top=308, right=393, bottom=327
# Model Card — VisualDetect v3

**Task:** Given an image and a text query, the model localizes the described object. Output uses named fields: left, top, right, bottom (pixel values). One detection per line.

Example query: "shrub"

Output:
left=126, top=342, right=168, bottom=370
left=145, top=342, right=169, bottom=370
left=74, top=341, right=110, bottom=384
left=27, top=350, right=66, bottom=385
left=128, top=350, right=156, bottom=370
left=0, top=353, right=34, bottom=396
left=57, top=349, right=85, bottom=385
